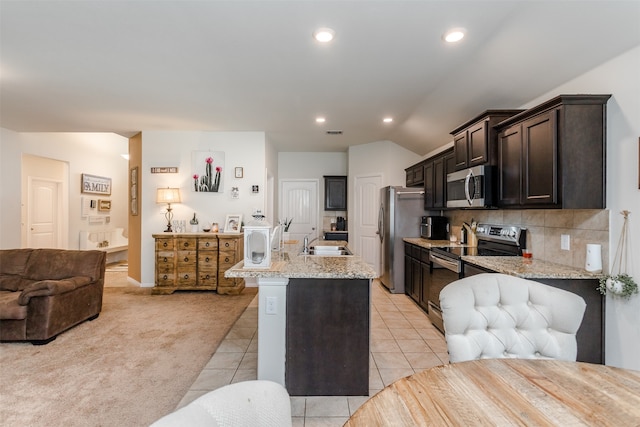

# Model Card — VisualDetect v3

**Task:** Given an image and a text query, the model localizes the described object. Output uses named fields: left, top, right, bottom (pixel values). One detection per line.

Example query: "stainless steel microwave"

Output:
left=446, top=165, right=495, bottom=208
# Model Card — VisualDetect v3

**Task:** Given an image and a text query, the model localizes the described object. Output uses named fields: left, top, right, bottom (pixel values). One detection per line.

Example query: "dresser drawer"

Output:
left=218, top=252, right=237, bottom=268
left=176, top=250, right=197, bottom=267
left=198, top=239, right=218, bottom=251
left=198, top=270, right=217, bottom=286
left=177, top=238, right=197, bottom=250
left=156, top=238, right=175, bottom=251
left=198, top=252, right=217, bottom=265
left=156, top=272, right=175, bottom=286
left=218, top=239, right=237, bottom=251
left=176, top=268, right=196, bottom=285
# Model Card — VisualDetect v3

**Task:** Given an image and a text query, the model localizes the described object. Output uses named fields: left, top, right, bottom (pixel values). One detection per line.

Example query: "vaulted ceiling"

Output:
left=1, top=1, right=639, bottom=155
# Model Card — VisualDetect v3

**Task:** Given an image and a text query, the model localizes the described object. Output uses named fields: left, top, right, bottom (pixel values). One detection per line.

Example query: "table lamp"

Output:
left=156, top=187, right=181, bottom=232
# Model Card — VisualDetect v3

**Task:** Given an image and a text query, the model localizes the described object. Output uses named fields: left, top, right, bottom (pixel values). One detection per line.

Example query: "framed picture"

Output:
left=192, top=151, right=225, bottom=192
left=235, top=167, right=243, bottom=178
left=98, top=199, right=111, bottom=212
left=130, top=167, right=139, bottom=216
left=223, top=214, right=242, bottom=233
left=81, top=173, right=111, bottom=195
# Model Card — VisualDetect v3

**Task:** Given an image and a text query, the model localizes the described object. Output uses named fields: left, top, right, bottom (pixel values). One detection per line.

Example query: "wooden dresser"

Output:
left=152, top=233, right=244, bottom=295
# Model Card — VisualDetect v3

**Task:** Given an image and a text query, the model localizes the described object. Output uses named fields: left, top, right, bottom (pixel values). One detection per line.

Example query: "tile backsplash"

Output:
left=445, top=209, right=610, bottom=272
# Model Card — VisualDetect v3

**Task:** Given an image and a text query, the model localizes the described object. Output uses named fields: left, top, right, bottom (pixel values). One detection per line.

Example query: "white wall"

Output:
left=139, top=131, right=267, bottom=286
left=278, top=151, right=348, bottom=236
left=0, top=129, right=128, bottom=249
left=348, top=140, right=422, bottom=189
left=517, top=45, right=640, bottom=370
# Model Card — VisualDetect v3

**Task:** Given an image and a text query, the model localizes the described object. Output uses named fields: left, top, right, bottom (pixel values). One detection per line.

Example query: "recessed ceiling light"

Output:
left=383, top=117, right=393, bottom=123
left=316, top=117, right=326, bottom=123
left=313, top=27, right=335, bottom=43
left=443, top=28, right=466, bottom=43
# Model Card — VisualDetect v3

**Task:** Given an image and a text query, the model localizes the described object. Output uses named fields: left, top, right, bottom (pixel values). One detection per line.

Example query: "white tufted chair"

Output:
left=439, top=273, right=586, bottom=363
left=150, top=380, right=292, bottom=427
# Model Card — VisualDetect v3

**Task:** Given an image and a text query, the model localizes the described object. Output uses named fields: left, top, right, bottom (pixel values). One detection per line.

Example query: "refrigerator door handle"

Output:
left=377, top=204, right=384, bottom=243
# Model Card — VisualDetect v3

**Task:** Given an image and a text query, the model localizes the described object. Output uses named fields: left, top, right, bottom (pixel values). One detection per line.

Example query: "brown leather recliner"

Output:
left=0, top=248, right=106, bottom=344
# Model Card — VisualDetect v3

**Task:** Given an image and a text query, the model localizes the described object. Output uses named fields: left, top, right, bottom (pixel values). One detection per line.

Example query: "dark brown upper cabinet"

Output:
left=423, top=148, right=453, bottom=210
left=324, top=175, right=347, bottom=211
left=405, top=161, right=426, bottom=187
left=495, top=94, right=611, bottom=209
left=451, top=110, right=523, bottom=171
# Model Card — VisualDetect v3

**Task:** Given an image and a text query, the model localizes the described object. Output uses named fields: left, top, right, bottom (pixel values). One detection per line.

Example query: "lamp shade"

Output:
left=156, top=187, right=181, bottom=204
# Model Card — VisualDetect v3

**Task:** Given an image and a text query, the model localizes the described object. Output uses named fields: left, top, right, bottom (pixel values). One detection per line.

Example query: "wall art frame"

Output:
left=192, top=151, right=225, bottom=192
left=98, top=199, right=111, bottom=212
left=224, top=214, right=242, bottom=233
left=130, top=166, right=139, bottom=216
left=81, top=173, right=111, bottom=195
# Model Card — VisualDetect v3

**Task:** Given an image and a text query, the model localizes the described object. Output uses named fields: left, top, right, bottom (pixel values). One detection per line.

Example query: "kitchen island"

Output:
left=225, top=241, right=377, bottom=396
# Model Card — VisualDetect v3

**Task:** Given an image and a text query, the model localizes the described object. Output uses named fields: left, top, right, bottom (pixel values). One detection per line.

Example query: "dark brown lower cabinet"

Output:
left=285, top=278, right=370, bottom=396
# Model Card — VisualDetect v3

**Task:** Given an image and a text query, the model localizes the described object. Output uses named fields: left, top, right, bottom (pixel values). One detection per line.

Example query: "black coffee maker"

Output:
left=336, top=216, right=346, bottom=231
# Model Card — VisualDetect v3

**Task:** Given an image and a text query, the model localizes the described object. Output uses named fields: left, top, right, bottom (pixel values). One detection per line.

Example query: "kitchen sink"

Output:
left=303, top=245, right=353, bottom=256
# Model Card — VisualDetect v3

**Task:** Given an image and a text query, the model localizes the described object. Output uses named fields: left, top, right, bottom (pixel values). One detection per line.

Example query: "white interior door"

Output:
left=27, top=178, right=61, bottom=248
left=280, top=180, right=318, bottom=242
left=353, top=174, right=382, bottom=274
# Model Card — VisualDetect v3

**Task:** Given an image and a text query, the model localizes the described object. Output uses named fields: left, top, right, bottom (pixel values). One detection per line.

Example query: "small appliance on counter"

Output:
left=420, top=216, right=449, bottom=240
left=336, top=216, right=346, bottom=231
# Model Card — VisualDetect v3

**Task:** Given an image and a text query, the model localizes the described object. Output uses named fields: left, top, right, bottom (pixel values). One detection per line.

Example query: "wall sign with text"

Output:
left=81, top=174, right=111, bottom=195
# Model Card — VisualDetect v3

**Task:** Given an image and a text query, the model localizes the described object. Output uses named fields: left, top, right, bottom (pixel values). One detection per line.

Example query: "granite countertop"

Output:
left=462, top=256, right=602, bottom=280
left=225, top=240, right=377, bottom=280
left=403, top=237, right=467, bottom=249
left=403, top=237, right=600, bottom=280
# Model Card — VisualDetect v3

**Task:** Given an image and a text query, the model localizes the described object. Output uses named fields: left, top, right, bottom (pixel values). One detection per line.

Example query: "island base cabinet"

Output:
left=285, top=278, right=370, bottom=396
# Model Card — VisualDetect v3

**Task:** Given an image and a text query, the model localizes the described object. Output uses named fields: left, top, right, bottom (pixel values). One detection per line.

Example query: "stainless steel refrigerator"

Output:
left=377, top=186, right=424, bottom=293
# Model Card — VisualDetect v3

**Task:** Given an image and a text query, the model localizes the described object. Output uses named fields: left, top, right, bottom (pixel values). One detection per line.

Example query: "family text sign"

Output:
left=81, top=174, right=112, bottom=195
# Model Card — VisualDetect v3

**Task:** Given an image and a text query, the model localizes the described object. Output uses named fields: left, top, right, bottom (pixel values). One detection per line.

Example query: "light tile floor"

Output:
left=176, top=280, right=449, bottom=426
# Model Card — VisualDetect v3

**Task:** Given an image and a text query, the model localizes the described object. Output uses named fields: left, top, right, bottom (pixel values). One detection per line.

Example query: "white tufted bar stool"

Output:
left=440, top=273, right=586, bottom=363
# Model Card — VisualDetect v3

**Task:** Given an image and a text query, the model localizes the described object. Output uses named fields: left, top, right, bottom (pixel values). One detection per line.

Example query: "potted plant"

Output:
left=190, top=213, right=199, bottom=232
left=598, top=210, right=638, bottom=300
left=598, top=274, right=638, bottom=300
left=281, top=218, right=293, bottom=242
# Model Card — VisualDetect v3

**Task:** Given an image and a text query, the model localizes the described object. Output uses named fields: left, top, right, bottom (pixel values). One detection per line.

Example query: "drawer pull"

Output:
left=184, top=274, right=189, bottom=279
left=163, top=274, right=168, bottom=280
left=184, top=242, right=189, bottom=247
left=205, top=275, right=210, bottom=279
left=163, top=257, right=168, bottom=262
left=225, top=242, right=230, bottom=248
left=225, top=257, right=230, bottom=262
left=163, top=242, right=168, bottom=247
left=205, top=257, right=210, bottom=262
left=205, top=242, right=210, bottom=247
left=184, top=257, right=189, bottom=262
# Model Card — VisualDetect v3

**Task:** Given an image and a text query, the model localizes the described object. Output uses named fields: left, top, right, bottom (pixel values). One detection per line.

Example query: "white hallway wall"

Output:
left=522, top=44, right=640, bottom=370
left=278, top=151, right=348, bottom=240
left=0, top=129, right=128, bottom=249
left=139, top=131, right=267, bottom=286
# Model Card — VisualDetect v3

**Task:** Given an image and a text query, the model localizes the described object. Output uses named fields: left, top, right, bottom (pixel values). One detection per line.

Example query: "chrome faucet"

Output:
left=303, top=235, right=310, bottom=254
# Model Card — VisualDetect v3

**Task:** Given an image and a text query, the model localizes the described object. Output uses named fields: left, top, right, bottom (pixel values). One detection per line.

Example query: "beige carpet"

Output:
left=0, top=275, right=257, bottom=427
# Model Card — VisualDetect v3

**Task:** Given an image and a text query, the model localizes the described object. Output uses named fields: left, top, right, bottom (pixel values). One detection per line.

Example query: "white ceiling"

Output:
left=1, top=1, right=639, bottom=155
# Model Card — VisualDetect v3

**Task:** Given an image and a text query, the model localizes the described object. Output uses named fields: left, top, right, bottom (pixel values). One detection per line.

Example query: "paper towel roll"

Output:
left=585, top=244, right=602, bottom=273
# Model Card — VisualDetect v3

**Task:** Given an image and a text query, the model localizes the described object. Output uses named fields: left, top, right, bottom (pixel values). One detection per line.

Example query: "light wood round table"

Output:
left=345, top=359, right=640, bottom=426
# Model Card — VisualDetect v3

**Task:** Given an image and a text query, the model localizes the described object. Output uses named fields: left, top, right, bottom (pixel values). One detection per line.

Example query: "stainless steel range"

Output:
left=427, top=224, right=526, bottom=333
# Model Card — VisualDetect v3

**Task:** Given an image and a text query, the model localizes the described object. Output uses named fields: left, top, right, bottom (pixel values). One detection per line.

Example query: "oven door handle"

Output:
left=429, top=252, right=460, bottom=273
